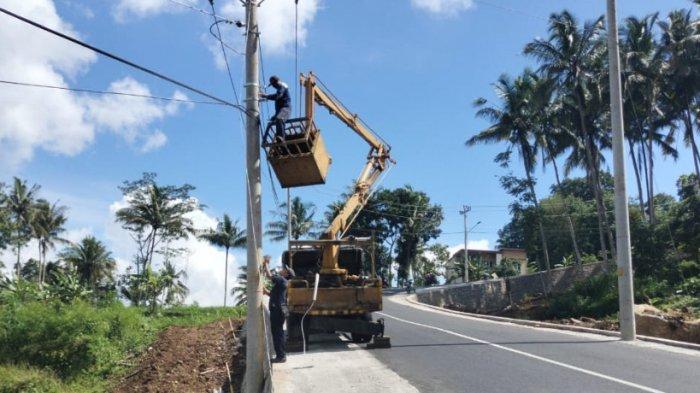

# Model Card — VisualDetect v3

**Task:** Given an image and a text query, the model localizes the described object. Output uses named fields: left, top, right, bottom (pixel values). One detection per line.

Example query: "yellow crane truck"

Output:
left=262, top=72, right=393, bottom=349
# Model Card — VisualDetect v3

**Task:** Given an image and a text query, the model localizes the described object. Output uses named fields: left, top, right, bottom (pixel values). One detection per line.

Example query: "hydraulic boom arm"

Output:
left=299, top=72, right=393, bottom=275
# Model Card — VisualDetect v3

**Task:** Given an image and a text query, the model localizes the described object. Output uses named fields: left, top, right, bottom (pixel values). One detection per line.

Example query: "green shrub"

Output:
left=546, top=273, right=619, bottom=319
left=0, top=365, right=64, bottom=393
left=0, top=300, right=149, bottom=380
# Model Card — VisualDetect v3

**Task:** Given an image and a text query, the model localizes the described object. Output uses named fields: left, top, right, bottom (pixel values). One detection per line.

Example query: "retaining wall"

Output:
left=416, top=262, right=607, bottom=313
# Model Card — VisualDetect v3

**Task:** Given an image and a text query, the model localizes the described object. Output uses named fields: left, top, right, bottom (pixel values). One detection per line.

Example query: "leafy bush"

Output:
left=0, top=300, right=149, bottom=380
left=0, top=365, right=64, bottom=393
left=546, top=274, right=619, bottom=319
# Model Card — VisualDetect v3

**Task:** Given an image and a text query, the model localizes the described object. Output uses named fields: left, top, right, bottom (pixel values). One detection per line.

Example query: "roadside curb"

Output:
left=404, top=294, right=700, bottom=351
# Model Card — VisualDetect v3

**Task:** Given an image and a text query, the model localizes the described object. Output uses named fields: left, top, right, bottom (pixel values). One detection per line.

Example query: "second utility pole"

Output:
left=244, top=0, right=264, bottom=391
left=460, top=205, right=471, bottom=283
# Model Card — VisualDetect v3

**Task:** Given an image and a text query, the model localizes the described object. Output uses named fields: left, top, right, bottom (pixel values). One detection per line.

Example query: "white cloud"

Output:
left=0, top=1, right=189, bottom=171
left=140, top=130, right=168, bottom=153
left=84, top=77, right=188, bottom=151
left=411, top=0, right=474, bottom=17
left=220, top=0, right=319, bottom=55
left=112, top=0, right=180, bottom=22
left=0, top=0, right=97, bottom=169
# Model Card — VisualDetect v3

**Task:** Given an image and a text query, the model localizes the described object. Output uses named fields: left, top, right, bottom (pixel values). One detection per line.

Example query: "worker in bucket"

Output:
left=259, top=75, right=291, bottom=141
left=262, top=255, right=295, bottom=363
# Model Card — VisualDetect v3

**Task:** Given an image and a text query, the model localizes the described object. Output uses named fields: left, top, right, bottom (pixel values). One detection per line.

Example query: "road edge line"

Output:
left=404, top=294, right=700, bottom=351
left=378, top=312, right=665, bottom=393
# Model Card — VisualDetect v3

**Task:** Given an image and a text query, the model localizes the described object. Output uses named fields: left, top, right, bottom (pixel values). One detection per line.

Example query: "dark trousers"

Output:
left=270, top=306, right=286, bottom=359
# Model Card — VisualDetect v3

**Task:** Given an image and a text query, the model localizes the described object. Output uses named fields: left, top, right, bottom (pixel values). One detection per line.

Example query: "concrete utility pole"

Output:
left=244, top=0, right=265, bottom=391
left=606, top=0, right=636, bottom=341
left=460, top=205, right=471, bottom=283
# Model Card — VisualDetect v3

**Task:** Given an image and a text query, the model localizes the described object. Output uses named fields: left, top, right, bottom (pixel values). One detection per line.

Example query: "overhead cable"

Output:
left=0, top=79, right=228, bottom=106
left=0, top=6, right=240, bottom=110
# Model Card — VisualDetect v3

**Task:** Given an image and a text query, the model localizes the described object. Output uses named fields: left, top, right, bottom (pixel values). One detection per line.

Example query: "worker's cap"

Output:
left=268, top=75, right=280, bottom=86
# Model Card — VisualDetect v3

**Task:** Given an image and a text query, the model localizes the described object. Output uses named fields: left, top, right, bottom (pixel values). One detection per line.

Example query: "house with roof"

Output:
left=446, top=247, right=529, bottom=283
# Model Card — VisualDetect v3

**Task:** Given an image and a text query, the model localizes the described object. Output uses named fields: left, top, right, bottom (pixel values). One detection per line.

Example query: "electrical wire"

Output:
left=0, top=79, right=229, bottom=106
left=209, top=19, right=244, bottom=56
left=166, top=0, right=235, bottom=22
left=0, top=6, right=241, bottom=110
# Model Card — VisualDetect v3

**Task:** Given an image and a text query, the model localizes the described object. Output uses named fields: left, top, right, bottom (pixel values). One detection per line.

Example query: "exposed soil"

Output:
left=113, top=319, right=245, bottom=393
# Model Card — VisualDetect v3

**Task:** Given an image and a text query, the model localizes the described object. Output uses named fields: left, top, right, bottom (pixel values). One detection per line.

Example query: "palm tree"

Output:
left=622, top=14, right=678, bottom=225
left=230, top=266, right=248, bottom=306
left=524, top=11, right=616, bottom=264
left=521, top=71, right=584, bottom=264
left=468, top=70, right=551, bottom=272
left=159, top=261, right=189, bottom=306
left=116, top=181, right=198, bottom=272
left=60, top=236, right=116, bottom=291
left=31, top=200, right=68, bottom=284
left=658, top=9, right=700, bottom=181
left=4, top=177, right=40, bottom=277
left=265, top=196, right=317, bottom=241
left=199, top=214, right=246, bottom=307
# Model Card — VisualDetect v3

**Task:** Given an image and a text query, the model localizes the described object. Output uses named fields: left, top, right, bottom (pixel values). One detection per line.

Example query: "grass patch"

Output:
left=545, top=273, right=619, bottom=320
left=0, top=365, right=65, bottom=393
left=0, top=301, right=245, bottom=393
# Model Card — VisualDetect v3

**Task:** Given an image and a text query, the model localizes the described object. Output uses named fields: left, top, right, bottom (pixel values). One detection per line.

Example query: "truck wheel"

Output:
left=351, top=313, right=373, bottom=343
left=351, top=333, right=373, bottom=343
left=287, top=314, right=309, bottom=352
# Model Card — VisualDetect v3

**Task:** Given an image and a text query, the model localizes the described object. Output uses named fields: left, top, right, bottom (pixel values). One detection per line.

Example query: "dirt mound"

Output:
left=113, top=319, right=244, bottom=393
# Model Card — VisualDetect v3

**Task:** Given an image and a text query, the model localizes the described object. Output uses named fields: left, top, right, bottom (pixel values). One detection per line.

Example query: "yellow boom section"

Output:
left=299, top=72, right=393, bottom=275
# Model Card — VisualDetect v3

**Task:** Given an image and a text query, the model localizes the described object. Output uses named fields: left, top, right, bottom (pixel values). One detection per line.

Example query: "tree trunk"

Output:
left=525, top=171, right=551, bottom=272
left=15, top=240, right=21, bottom=278
left=146, top=230, right=157, bottom=271
left=592, top=150, right=617, bottom=261
left=550, top=155, right=582, bottom=264
left=224, top=247, right=229, bottom=307
left=574, top=90, right=610, bottom=264
left=684, top=109, right=700, bottom=181
left=647, top=131, right=656, bottom=225
left=628, top=139, right=646, bottom=220
left=37, top=243, right=42, bottom=284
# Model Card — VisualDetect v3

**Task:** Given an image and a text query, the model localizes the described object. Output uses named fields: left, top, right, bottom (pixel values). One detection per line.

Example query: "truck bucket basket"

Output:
left=262, top=117, right=332, bottom=188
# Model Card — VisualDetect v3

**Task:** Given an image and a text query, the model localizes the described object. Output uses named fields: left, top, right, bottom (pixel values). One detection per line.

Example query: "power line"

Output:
left=209, top=19, right=244, bottom=56
left=0, top=5, right=240, bottom=109
left=165, top=0, right=235, bottom=22
left=0, top=79, right=229, bottom=106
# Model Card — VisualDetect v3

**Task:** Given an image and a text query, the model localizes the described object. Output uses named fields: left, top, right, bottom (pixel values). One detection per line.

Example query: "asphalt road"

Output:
left=367, top=293, right=700, bottom=393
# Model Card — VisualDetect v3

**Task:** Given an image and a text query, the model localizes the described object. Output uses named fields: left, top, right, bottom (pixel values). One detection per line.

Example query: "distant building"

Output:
left=446, top=247, right=528, bottom=283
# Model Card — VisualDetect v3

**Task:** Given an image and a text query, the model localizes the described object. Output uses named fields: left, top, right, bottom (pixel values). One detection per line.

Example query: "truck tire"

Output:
left=351, top=313, right=373, bottom=343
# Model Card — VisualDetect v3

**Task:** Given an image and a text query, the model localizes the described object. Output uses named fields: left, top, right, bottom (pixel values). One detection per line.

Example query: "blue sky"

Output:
left=1, top=0, right=696, bottom=304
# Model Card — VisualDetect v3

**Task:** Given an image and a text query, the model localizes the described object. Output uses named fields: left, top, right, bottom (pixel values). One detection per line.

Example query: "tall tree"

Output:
left=469, top=70, right=552, bottom=271
left=60, top=236, right=116, bottom=291
left=622, top=14, right=678, bottom=225
left=31, top=200, right=68, bottom=284
left=658, top=9, right=700, bottom=181
left=265, top=197, right=317, bottom=241
left=115, top=173, right=199, bottom=273
left=524, top=11, right=616, bottom=264
left=4, top=178, right=40, bottom=277
left=199, top=214, right=246, bottom=307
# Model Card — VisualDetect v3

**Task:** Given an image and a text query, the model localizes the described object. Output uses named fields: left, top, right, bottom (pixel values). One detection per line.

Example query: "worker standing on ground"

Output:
left=262, top=255, right=294, bottom=363
left=259, top=75, right=291, bottom=140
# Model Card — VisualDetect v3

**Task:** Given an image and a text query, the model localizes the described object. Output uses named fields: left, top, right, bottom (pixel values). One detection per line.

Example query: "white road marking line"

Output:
left=378, top=312, right=665, bottom=393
